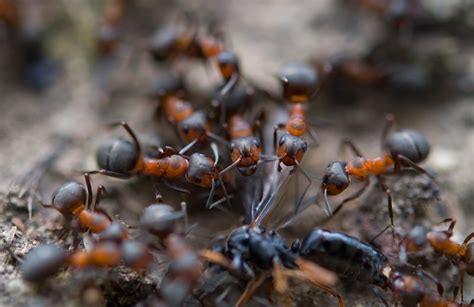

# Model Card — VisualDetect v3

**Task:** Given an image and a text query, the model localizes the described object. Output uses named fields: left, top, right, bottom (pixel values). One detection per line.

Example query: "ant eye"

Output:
left=193, top=175, right=201, bottom=183
left=253, top=139, right=260, bottom=147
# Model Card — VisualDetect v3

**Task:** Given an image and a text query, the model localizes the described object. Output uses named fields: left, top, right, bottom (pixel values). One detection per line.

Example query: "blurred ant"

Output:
left=15, top=244, right=66, bottom=283
left=201, top=223, right=341, bottom=306
left=96, top=0, right=125, bottom=56
left=139, top=196, right=202, bottom=306
left=399, top=219, right=474, bottom=302
left=42, top=173, right=112, bottom=238
left=317, top=114, right=433, bottom=224
left=150, top=74, right=228, bottom=151
left=293, top=228, right=452, bottom=307
left=90, top=121, right=231, bottom=207
left=0, top=0, right=19, bottom=28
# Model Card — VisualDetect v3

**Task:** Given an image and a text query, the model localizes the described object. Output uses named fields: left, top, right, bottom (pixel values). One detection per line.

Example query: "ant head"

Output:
left=21, top=244, right=66, bottom=283
left=280, top=63, right=319, bottom=103
left=96, top=138, right=140, bottom=174
left=121, top=240, right=152, bottom=272
left=140, top=204, right=182, bottom=237
left=150, top=72, right=183, bottom=99
left=185, top=153, right=217, bottom=188
left=385, top=129, right=430, bottom=164
left=52, top=182, right=87, bottom=216
left=178, top=111, right=209, bottom=143
left=98, top=222, right=128, bottom=243
left=464, top=243, right=474, bottom=276
left=389, top=272, right=425, bottom=306
left=230, top=137, right=261, bottom=164
left=149, top=27, right=182, bottom=61
left=216, top=50, right=240, bottom=80
left=321, top=161, right=350, bottom=196
left=277, top=134, right=308, bottom=166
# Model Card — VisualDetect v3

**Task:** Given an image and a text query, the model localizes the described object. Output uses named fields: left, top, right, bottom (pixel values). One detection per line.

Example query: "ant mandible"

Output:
left=318, top=114, right=433, bottom=225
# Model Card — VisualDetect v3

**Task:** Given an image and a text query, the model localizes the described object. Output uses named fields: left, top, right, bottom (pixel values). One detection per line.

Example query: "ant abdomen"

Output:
left=21, top=244, right=66, bottom=283
left=385, top=129, right=430, bottom=164
left=96, top=138, right=140, bottom=174
left=322, top=161, right=351, bottom=196
left=140, top=204, right=182, bottom=237
left=280, top=63, right=319, bottom=102
left=121, top=240, right=153, bottom=272
left=51, top=182, right=87, bottom=216
left=149, top=27, right=182, bottom=62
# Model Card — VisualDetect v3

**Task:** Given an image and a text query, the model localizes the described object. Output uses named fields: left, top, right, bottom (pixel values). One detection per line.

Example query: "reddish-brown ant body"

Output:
left=92, top=121, right=230, bottom=207
left=42, top=174, right=112, bottom=236
left=318, top=115, right=432, bottom=223
left=399, top=219, right=474, bottom=302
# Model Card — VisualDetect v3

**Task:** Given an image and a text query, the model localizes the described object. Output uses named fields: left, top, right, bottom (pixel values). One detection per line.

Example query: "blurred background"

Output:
left=1, top=0, right=473, bottom=305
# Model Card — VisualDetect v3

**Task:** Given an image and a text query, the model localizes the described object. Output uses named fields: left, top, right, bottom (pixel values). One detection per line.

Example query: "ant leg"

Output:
left=83, top=173, right=93, bottom=209
left=200, top=249, right=233, bottom=270
left=236, top=273, right=268, bottom=307
left=273, top=124, right=286, bottom=152
left=92, top=185, right=107, bottom=212
left=396, top=155, right=435, bottom=179
left=307, top=127, right=321, bottom=147
left=88, top=170, right=132, bottom=179
left=294, top=161, right=313, bottom=215
left=322, top=188, right=333, bottom=216
left=378, top=177, right=394, bottom=228
left=272, top=259, right=292, bottom=307
left=463, top=233, right=474, bottom=245
left=218, top=177, right=232, bottom=207
left=219, top=158, right=242, bottom=177
left=340, top=138, right=364, bottom=157
left=207, top=132, right=229, bottom=146
left=178, top=139, right=198, bottom=155
left=381, top=114, right=395, bottom=148
left=206, top=179, right=217, bottom=209
left=163, top=179, right=190, bottom=194
left=108, top=121, right=142, bottom=155
left=370, top=224, right=394, bottom=244
left=220, top=73, right=239, bottom=97
left=371, top=286, right=389, bottom=307
left=460, top=271, right=465, bottom=303
left=180, top=201, right=188, bottom=234
left=331, top=179, right=370, bottom=216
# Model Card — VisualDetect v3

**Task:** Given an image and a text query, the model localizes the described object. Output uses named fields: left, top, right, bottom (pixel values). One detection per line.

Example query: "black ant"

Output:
left=90, top=121, right=232, bottom=207
left=42, top=173, right=112, bottom=238
left=317, top=114, right=433, bottom=224
left=293, top=228, right=453, bottom=307
left=18, top=244, right=66, bottom=283
left=399, top=219, right=474, bottom=302
left=139, top=196, right=202, bottom=306
left=201, top=223, right=341, bottom=307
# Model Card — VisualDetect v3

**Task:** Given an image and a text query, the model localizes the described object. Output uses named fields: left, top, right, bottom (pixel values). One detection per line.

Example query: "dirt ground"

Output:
left=0, top=0, right=473, bottom=306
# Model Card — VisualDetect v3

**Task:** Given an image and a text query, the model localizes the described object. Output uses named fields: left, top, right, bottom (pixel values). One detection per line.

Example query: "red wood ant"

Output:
left=139, top=197, right=202, bottom=306
left=91, top=121, right=231, bottom=207
left=399, top=219, right=474, bottom=302
left=293, top=228, right=453, bottom=307
left=42, top=173, right=112, bottom=237
left=201, top=223, right=341, bottom=306
left=317, top=114, right=433, bottom=224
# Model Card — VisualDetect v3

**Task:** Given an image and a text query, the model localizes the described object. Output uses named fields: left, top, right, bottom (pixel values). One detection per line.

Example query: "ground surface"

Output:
left=0, top=0, right=473, bottom=306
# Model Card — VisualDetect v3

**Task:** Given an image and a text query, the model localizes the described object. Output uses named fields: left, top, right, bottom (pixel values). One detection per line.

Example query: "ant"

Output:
left=317, top=114, right=433, bottom=224
left=42, top=173, right=112, bottom=238
left=17, top=244, right=66, bottom=283
left=139, top=196, right=202, bottom=306
left=293, top=228, right=451, bottom=307
left=201, top=223, right=341, bottom=307
left=96, top=0, right=125, bottom=56
left=90, top=121, right=232, bottom=208
left=399, top=219, right=474, bottom=302
left=272, top=64, right=321, bottom=211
